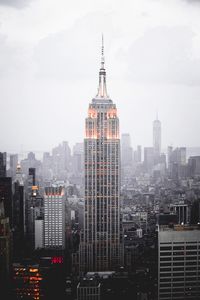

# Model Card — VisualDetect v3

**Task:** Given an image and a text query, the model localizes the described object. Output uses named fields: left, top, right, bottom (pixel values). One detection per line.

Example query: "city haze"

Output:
left=0, top=0, right=200, bottom=153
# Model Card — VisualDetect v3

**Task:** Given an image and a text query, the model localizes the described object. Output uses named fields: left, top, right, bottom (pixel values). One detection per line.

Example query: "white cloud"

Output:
left=0, top=0, right=200, bottom=152
left=124, top=26, right=200, bottom=85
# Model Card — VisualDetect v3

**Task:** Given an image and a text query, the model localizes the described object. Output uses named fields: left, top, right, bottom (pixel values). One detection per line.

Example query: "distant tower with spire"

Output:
left=79, top=36, right=123, bottom=272
left=153, top=113, right=161, bottom=156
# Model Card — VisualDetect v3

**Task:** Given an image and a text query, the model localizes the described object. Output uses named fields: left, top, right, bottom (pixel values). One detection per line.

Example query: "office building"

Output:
left=35, top=218, right=44, bottom=249
left=158, top=224, right=200, bottom=300
left=13, top=263, right=43, bottom=300
left=77, top=277, right=101, bottom=300
left=44, top=186, right=65, bottom=249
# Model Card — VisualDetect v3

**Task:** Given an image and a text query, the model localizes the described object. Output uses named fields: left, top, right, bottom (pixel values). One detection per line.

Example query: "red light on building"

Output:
left=51, top=256, right=63, bottom=264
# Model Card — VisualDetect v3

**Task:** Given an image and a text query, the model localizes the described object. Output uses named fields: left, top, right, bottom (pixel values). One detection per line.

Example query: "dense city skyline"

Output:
left=1, top=0, right=200, bottom=152
left=1, top=2, right=200, bottom=298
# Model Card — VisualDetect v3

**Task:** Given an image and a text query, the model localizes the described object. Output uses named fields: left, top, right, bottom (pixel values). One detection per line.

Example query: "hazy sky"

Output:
left=0, top=0, right=200, bottom=155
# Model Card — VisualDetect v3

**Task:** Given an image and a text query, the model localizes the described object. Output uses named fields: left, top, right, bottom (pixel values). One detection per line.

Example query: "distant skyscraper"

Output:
left=9, top=154, right=18, bottom=179
left=168, top=147, right=187, bottom=179
left=188, top=156, right=200, bottom=177
left=144, top=147, right=154, bottom=172
left=44, top=186, right=65, bottom=249
left=72, top=143, right=84, bottom=175
left=134, top=145, right=142, bottom=163
left=52, top=141, right=71, bottom=179
left=80, top=37, right=123, bottom=272
left=153, top=115, right=161, bottom=156
left=121, top=133, right=133, bottom=167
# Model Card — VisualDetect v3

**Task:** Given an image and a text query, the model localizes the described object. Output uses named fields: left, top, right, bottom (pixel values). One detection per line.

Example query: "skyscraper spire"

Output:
left=101, top=34, right=104, bottom=68
left=96, top=34, right=108, bottom=98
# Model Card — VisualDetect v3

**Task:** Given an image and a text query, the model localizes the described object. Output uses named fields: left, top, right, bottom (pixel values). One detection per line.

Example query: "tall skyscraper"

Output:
left=80, top=37, right=123, bottom=272
left=153, top=115, right=161, bottom=156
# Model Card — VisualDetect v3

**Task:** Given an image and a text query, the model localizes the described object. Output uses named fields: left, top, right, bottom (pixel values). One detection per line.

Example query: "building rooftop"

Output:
left=159, top=224, right=200, bottom=232
left=78, top=277, right=101, bottom=288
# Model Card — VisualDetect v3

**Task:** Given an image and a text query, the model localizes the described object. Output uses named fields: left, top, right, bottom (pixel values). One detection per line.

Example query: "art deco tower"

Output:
left=80, top=37, right=123, bottom=272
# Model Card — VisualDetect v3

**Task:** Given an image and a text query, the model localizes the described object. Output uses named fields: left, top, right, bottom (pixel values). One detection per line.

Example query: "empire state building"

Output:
left=80, top=38, right=123, bottom=272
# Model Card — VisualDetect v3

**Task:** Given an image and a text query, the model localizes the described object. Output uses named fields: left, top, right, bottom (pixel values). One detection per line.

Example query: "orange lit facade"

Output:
left=13, top=264, right=43, bottom=300
left=80, top=38, right=123, bottom=272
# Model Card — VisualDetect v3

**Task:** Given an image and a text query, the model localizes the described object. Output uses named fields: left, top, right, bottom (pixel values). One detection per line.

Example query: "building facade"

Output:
left=44, top=186, right=65, bottom=249
left=158, top=224, right=200, bottom=300
left=77, top=277, right=101, bottom=300
left=80, top=38, right=123, bottom=272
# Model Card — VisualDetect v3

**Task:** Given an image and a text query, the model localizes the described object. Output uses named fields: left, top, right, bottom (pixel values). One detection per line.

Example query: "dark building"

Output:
left=0, top=199, right=11, bottom=298
left=13, top=263, right=43, bottom=300
left=0, top=152, right=6, bottom=177
left=190, top=199, right=200, bottom=225
left=0, top=177, right=12, bottom=226
left=77, top=276, right=101, bottom=300
left=25, top=168, right=42, bottom=254
left=13, top=165, right=25, bottom=259
left=170, top=202, right=189, bottom=225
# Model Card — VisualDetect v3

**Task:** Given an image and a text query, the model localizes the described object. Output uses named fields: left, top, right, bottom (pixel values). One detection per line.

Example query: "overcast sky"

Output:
left=0, top=0, right=200, bottom=155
